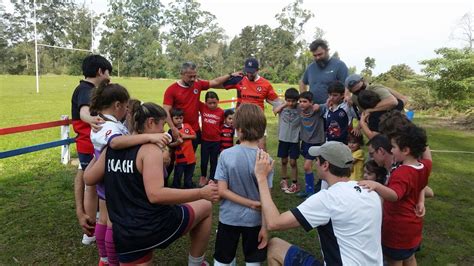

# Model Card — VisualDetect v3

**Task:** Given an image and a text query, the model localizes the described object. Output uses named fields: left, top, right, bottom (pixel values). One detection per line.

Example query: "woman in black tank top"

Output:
left=85, top=102, right=219, bottom=265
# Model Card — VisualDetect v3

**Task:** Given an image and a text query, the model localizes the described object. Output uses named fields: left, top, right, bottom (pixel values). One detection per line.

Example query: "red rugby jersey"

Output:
left=199, top=102, right=224, bottom=142
left=163, top=80, right=210, bottom=131
left=174, top=123, right=196, bottom=165
left=220, top=124, right=234, bottom=151
left=224, top=76, right=279, bottom=110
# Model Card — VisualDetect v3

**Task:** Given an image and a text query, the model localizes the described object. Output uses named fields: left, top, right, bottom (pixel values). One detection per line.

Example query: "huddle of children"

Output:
left=76, top=56, right=432, bottom=265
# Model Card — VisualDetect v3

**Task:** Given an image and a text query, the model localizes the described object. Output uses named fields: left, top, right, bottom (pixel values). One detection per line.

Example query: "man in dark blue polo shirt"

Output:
left=299, top=39, right=349, bottom=104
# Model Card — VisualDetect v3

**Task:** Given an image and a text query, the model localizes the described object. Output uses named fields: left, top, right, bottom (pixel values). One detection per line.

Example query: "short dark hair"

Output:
left=390, top=124, right=427, bottom=158
left=129, top=102, right=167, bottom=134
left=170, top=108, right=184, bottom=117
left=367, top=134, right=392, bottom=154
left=299, top=91, right=313, bottom=102
left=224, top=109, right=234, bottom=118
left=379, top=110, right=413, bottom=137
left=205, top=91, right=219, bottom=101
left=234, top=103, right=266, bottom=141
left=317, top=156, right=351, bottom=177
left=358, top=90, right=381, bottom=109
left=285, top=88, right=299, bottom=100
left=364, top=160, right=387, bottom=184
left=82, top=54, right=112, bottom=78
left=90, top=83, right=130, bottom=114
left=180, top=61, right=197, bottom=74
left=327, top=81, right=345, bottom=95
left=309, top=39, right=329, bottom=52
left=348, top=132, right=364, bottom=146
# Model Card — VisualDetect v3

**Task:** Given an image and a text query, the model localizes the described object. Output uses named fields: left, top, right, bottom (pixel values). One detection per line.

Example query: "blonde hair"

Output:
left=234, top=104, right=266, bottom=141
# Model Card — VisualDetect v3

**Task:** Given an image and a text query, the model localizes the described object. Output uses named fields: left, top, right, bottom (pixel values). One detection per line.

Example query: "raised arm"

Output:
left=209, top=72, right=242, bottom=88
left=80, top=105, right=104, bottom=131
left=358, top=180, right=398, bottom=201
left=255, top=150, right=300, bottom=231
left=163, top=104, right=180, bottom=140
left=109, top=133, right=171, bottom=150
left=359, top=112, right=379, bottom=140
left=367, top=94, right=398, bottom=113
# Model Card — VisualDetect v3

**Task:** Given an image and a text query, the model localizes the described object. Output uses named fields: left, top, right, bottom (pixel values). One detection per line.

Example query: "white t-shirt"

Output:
left=90, top=114, right=129, bottom=157
left=291, top=180, right=383, bottom=265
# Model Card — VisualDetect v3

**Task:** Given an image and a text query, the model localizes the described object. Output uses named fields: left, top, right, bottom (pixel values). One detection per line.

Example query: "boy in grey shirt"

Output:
left=273, top=88, right=301, bottom=194
left=214, top=104, right=273, bottom=266
left=298, top=91, right=326, bottom=197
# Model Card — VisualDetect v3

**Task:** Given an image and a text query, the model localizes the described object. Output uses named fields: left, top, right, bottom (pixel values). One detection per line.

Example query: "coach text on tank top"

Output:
left=104, top=145, right=184, bottom=254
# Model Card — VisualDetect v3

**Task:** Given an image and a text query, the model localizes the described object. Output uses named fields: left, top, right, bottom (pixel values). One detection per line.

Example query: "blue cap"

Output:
left=345, top=74, right=363, bottom=89
left=244, top=58, right=259, bottom=73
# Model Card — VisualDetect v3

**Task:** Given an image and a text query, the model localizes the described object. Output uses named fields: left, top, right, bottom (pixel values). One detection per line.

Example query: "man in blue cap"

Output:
left=224, top=58, right=283, bottom=150
left=299, top=39, right=349, bottom=104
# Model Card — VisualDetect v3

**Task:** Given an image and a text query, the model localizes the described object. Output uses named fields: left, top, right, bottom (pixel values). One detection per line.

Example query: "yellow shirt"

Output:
left=350, top=149, right=365, bottom=180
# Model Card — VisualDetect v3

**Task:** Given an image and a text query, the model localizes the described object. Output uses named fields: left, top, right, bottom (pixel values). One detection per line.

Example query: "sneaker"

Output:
left=279, top=179, right=289, bottom=191
left=201, top=261, right=210, bottom=266
left=199, top=176, right=208, bottom=187
left=285, top=183, right=300, bottom=194
left=81, top=233, right=96, bottom=245
left=98, top=258, right=109, bottom=266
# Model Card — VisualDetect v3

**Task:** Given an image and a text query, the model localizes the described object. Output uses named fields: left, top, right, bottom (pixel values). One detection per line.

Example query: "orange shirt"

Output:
left=226, top=76, right=279, bottom=110
left=175, top=123, right=196, bottom=164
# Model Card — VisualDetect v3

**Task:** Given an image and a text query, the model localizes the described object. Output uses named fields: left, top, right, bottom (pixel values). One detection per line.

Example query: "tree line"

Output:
left=1, top=1, right=472, bottom=109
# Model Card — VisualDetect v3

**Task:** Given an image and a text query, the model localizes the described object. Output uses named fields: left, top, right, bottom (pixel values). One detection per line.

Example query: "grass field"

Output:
left=1, top=75, right=474, bottom=265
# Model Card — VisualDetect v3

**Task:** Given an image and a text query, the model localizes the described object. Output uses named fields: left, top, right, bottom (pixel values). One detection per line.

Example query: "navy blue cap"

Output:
left=244, top=58, right=259, bottom=73
left=345, top=74, right=363, bottom=89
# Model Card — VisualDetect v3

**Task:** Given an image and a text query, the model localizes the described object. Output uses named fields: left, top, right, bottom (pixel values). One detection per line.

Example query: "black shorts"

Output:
left=214, top=222, right=267, bottom=263
left=118, top=204, right=195, bottom=263
left=277, top=141, right=300, bottom=160
left=78, top=152, right=93, bottom=170
left=383, top=244, right=420, bottom=261
left=300, top=141, right=322, bottom=161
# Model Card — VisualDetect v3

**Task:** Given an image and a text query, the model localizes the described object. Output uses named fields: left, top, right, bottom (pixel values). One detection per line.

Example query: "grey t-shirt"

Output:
left=302, top=58, right=349, bottom=104
left=215, top=145, right=273, bottom=227
left=278, top=107, right=301, bottom=143
left=300, top=107, right=326, bottom=144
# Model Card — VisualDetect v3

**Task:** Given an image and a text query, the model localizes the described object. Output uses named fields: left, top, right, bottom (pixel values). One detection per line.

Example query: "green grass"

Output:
left=1, top=75, right=474, bottom=264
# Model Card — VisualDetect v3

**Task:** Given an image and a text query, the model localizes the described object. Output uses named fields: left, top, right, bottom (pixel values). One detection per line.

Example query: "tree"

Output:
left=420, top=48, right=474, bottom=102
left=376, top=64, right=416, bottom=82
left=361, top=57, right=376, bottom=78
left=313, top=27, right=325, bottom=40
left=451, top=12, right=474, bottom=50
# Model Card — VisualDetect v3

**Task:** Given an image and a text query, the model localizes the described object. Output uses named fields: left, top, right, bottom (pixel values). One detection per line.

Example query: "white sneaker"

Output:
left=81, top=234, right=96, bottom=245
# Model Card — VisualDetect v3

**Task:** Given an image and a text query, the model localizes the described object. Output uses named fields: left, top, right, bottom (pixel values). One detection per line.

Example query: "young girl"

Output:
left=84, top=102, right=219, bottom=266
left=89, top=85, right=171, bottom=265
left=199, top=91, right=225, bottom=186
left=348, top=133, right=364, bottom=181
left=363, top=160, right=387, bottom=185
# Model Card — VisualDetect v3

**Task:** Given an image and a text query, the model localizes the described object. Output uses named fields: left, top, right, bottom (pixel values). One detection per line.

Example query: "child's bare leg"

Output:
left=281, top=157, right=289, bottom=178
left=289, top=159, right=298, bottom=182
left=267, top=237, right=291, bottom=266
left=84, top=185, right=98, bottom=222
left=403, top=255, right=417, bottom=266
left=386, top=257, right=404, bottom=266
left=98, top=200, right=108, bottom=225
left=186, top=199, right=213, bottom=257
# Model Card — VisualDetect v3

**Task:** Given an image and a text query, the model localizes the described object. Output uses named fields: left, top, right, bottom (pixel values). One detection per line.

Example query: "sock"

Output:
left=105, top=227, right=118, bottom=266
left=305, top=172, right=314, bottom=194
left=245, top=262, right=261, bottom=266
left=214, top=257, right=236, bottom=266
left=95, top=223, right=107, bottom=259
left=188, top=254, right=205, bottom=266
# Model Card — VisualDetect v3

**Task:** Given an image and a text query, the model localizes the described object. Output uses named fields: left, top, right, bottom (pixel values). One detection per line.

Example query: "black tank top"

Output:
left=105, top=145, right=183, bottom=254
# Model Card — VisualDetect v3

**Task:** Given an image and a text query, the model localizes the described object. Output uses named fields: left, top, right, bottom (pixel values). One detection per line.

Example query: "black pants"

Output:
left=200, top=140, right=220, bottom=180
left=173, top=163, right=195, bottom=188
left=192, top=130, right=202, bottom=153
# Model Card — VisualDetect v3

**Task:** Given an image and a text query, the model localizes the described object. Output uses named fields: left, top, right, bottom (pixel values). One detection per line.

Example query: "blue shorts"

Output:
left=278, top=141, right=300, bottom=160
left=78, top=152, right=93, bottom=170
left=383, top=244, right=420, bottom=261
left=284, top=245, right=321, bottom=266
left=300, top=142, right=322, bottom=161
left=118, top=204, right=195, bottom=263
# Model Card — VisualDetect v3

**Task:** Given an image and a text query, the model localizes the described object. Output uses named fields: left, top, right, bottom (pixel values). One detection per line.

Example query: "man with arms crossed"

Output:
left=254, top=142, right=383, bottom=265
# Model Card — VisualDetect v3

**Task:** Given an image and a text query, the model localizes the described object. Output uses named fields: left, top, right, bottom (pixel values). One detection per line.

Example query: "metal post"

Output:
left=60, top=115, right=70, bottom=164
left=33, top=0, right=40, bottom=93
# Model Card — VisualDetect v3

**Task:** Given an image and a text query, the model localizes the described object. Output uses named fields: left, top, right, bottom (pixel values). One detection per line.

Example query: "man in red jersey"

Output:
left=163, top=61, right=238, bottom=152
left=224, top=58, right=284, bottom=150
